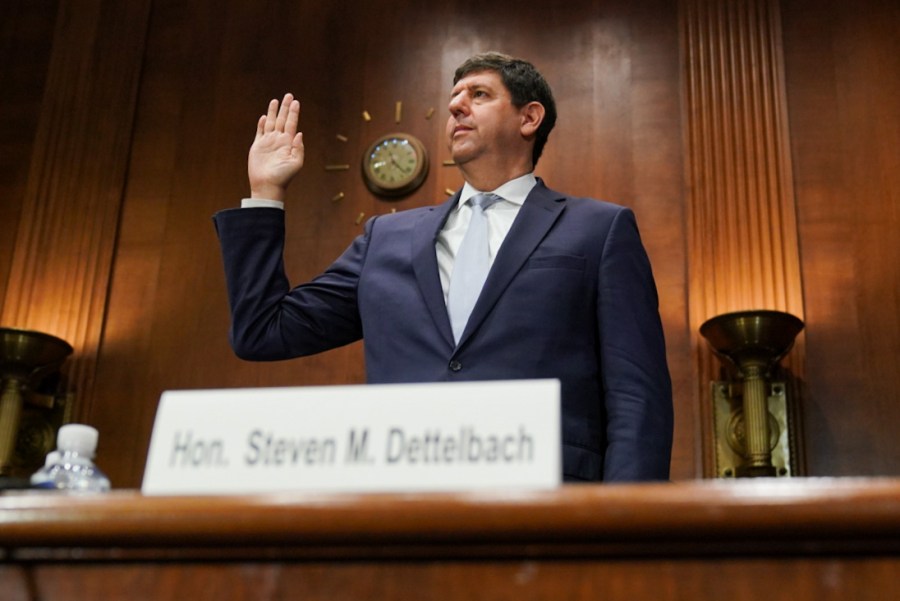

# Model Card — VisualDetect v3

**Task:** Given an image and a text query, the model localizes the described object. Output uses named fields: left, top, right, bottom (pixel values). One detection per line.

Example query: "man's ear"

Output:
left=520, top=102, right=545, bottom=137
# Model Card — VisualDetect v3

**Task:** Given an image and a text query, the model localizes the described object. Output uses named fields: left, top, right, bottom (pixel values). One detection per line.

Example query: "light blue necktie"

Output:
left=447, top=193, right=502, bottom=343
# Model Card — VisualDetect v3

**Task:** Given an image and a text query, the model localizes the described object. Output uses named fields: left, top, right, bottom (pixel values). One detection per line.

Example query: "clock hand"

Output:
left=390, top=154, right=412, bottom=173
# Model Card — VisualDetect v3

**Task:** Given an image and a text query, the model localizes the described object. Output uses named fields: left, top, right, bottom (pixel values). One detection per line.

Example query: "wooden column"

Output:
left=0, top=0, right=151, bottom=420
left=680, top=0, right=805, bottom=475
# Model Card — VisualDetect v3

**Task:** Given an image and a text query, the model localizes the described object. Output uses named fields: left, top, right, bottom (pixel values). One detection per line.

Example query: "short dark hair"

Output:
left=454, top=52, right=557, bottom=168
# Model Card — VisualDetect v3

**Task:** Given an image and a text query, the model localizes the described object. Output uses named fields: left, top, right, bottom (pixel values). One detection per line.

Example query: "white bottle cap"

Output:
left=44, top=450, right=61, bottom=467
left=57, top=424, right=99, bottom=458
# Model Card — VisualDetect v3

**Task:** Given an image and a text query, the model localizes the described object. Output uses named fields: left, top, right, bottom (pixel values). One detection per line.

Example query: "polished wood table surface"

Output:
left=1, top=478, right=899, bottom=600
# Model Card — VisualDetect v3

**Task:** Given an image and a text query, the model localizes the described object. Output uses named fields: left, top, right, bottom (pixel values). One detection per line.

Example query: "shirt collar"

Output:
left=456, top=172, right=537, bottom=211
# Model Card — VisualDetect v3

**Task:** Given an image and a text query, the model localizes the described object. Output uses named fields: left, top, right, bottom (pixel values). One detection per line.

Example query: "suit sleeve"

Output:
left=213, top=207, right=369, bottom=360
left=597, top=207, right=673, bottom=481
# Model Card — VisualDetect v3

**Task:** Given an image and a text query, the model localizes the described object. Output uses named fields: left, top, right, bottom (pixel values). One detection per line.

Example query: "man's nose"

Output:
left=448, top=93, right=468, bottom=115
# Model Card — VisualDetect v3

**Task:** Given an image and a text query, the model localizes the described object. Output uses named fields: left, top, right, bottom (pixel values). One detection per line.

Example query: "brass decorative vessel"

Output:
left=700, top=310, right=804, bottom=477
left=0, top=327, right=73, bottom=476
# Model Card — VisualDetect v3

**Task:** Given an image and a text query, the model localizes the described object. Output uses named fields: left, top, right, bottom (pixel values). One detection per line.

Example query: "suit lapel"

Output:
left=457, top=182, right=566, bottom=346
left=412, top=194, right=459, bottom=348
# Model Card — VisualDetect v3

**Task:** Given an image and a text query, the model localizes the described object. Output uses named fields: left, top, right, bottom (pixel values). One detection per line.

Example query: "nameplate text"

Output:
left=141, top=380, right=560, bottom=495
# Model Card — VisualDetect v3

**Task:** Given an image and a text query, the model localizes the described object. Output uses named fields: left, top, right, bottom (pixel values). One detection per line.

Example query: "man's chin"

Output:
left=448, top=148, right=473, bottom=166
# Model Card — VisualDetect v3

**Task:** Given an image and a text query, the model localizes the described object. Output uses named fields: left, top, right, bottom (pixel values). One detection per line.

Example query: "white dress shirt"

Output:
left=240, top=172, right=538, bottom=304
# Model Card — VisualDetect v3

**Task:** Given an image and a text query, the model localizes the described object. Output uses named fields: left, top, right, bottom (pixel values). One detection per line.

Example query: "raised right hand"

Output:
left=247, top=93, right=304, bottom=201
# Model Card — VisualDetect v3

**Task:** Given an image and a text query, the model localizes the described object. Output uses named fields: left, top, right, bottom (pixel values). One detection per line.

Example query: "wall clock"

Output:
left=325, top=101, right=456, bottom=222
left=361, top=132, right=429, bottom=197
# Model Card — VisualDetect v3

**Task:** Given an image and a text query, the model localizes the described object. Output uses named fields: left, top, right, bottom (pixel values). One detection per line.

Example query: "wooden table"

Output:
left=2, top=478, right=898, bottom=600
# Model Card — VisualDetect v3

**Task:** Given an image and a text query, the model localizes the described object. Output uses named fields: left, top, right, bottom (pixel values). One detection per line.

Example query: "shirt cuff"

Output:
left=241, top=198, right=285, bottom=210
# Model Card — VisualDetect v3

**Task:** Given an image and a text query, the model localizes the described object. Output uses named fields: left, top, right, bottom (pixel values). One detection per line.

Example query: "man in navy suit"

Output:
left=214, top=53, right=673, bottom=482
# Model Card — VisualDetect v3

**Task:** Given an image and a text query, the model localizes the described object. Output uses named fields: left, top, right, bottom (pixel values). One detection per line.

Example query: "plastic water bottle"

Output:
left=30, top=424, right=111, bottom=492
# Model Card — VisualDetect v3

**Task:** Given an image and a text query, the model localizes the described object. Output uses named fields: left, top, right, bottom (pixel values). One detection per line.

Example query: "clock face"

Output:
left=362, top=133, right=429, bottom=197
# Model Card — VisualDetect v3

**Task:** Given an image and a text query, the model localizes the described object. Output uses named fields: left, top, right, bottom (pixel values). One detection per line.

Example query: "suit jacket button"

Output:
left=449, top=360, right=462, bottom=372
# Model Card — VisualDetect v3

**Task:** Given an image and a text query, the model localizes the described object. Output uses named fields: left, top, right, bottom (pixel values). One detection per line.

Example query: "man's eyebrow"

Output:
left=449, top=85, right=469, bottom=100
left=449, top=81, right=492, bottom=99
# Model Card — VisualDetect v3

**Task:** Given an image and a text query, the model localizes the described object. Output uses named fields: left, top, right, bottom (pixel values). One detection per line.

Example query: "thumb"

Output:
left=292, top=132, right=304, bottom=161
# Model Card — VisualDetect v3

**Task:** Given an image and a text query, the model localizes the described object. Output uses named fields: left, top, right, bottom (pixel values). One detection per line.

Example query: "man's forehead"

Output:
left=451, top=69, right=504, bottom=92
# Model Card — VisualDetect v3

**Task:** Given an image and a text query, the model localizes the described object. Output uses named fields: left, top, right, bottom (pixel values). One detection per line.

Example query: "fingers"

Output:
left=274, top=95, right=289, bottom=131
left=263, top=97, right=279, bottom=133
left=260, top=94, right=300, bottom=136
left=284, top=98, right=300, bottom=135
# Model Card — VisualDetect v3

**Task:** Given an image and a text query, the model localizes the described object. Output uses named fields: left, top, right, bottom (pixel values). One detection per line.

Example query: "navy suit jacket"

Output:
left=213, top=180, right=673, bottom=482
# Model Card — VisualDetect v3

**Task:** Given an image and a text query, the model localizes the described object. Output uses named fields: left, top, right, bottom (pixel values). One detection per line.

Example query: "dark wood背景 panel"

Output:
left=781, top=0, right=900, bottom=476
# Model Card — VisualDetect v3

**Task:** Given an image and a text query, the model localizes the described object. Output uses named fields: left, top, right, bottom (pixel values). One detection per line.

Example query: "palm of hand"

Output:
left=249, top=130, right=304, bottom=187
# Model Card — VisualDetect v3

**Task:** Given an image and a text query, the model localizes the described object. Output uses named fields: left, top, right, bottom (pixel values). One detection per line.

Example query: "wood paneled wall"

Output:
left=0, top=0, right=152, bottom=421
left=781, top=0, right=900, bottom=475
left=0, top=0, right=896, bottom=487
left=0, top=0, right=58, bottom=316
